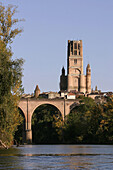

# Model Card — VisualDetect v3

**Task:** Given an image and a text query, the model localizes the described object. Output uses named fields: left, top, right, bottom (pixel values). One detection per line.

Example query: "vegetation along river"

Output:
left=0, top=145, right=113, bottom=169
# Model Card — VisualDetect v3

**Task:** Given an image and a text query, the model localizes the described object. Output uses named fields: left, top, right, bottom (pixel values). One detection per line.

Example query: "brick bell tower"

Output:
left=67, top=40, right=86, bottom=92
left=60, top=40, right=91, bottom=94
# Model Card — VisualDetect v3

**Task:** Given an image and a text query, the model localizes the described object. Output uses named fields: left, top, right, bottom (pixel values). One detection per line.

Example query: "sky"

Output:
left=1, top=0, right=113, bottom=94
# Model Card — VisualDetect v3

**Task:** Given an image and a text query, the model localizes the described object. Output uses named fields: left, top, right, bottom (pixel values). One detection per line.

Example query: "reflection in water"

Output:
left=0, top=145, right=113, bottom=169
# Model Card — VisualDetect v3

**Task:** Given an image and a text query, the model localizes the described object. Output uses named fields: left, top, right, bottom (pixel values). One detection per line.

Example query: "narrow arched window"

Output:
left=74, top=59, right=77, bottom=64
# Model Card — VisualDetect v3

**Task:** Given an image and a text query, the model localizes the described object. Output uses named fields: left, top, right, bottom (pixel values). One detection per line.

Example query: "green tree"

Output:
left=84, top=104, right=103, bottom=144
left=98, top=96, right=113, bottom=143
left=63, top=96, right=113, bottom=144
left=32, top=104, right=63, bottom=144
left=63, top=111, right=87, bottom=143
left=0, top=4, right=24, bottom=148
left=63, top=97, right=99, bottom=144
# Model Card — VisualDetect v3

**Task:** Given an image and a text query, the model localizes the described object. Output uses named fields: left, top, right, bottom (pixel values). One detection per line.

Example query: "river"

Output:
left=0, top=145, right=113, bottom=169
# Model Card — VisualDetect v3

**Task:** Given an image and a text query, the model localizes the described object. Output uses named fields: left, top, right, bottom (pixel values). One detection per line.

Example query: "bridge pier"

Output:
left=26, top=130, right=32, bottom=144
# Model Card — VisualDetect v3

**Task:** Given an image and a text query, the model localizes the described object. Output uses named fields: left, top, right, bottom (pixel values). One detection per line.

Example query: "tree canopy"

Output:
left=30, top=96, right=113, bottom=145
left=32, top=104, right=63, bottom=144
left=63, top=96, right=113, bottom=144
left=0, top=4, right=24, bottom=148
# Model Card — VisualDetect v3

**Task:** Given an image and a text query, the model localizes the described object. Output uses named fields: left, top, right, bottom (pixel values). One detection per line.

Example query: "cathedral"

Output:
left=60, top=40, right=91, bottom=94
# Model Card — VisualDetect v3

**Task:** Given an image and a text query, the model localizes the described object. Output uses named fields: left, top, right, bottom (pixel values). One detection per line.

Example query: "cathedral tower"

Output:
left=67, top=40, right=83, bottom=92
left=60, top=40, right=91, bottom=94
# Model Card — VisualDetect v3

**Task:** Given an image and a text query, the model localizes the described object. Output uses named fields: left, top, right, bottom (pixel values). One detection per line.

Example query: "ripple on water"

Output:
left=0, top=145, right=113, bottom=169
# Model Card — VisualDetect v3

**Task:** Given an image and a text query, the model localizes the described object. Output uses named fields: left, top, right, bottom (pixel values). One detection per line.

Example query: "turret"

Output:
left=60, top=67, right=67, bottom=91
left=34, top=85, right=40, bottom=98
left=86, top=64, right=91, bottom=93
left=62, top=66, right=65, bottom=76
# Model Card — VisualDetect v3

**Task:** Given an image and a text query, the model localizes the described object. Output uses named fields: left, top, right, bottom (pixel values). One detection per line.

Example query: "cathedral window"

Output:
left=74, top=59, right=77, bottom=64
left=74, top=50, right=77, bottom=55
left=74, top=43, right=77, bottom=49
left=78, top=43, right=80, bottom=49
left=71, top=42, right=73, bottom=54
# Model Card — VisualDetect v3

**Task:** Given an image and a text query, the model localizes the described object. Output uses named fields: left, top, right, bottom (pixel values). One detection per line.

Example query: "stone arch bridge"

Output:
left=18, top=98, right=79, bottom=143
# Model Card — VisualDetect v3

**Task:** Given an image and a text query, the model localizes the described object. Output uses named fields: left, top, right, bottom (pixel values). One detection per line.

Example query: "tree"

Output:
left=32, top=104, right=63, bottom=144
left=63, top=111, right=87, bottom=143
left=99, top=96, right=113, bottom=143
left=63, top=97, right=101, bottom=144
left=63, top=96, right=113, bottom=144
left=0, top=4, right=24, bottom=148
left=84, top=104, right=103, bottom=144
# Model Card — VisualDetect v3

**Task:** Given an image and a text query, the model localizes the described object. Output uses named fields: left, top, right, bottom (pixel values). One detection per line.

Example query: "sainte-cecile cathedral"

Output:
left=60, top=40, right=91, bottom=94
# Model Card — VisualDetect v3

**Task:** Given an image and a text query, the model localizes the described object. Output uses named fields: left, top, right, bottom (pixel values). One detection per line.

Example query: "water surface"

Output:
left=0, top=145, right=113, bottom=169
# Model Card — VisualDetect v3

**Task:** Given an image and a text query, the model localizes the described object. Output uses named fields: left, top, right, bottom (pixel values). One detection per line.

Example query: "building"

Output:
left=38, top=91, right=60, bottom=99
left=60, top=40, right=91, bottom=94
left=48, top=92, right=60, bottom=99
left=67, top=92, right=76, bottom=99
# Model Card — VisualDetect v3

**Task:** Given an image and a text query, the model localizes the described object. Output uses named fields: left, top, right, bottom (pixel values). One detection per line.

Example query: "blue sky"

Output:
left=1, top=0, right=113, bottom=93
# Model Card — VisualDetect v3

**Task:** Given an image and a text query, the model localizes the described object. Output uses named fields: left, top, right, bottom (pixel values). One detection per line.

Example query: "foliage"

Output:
left=31, top=97, right=113, bottom=144
left=0, top=4, right=24, bottom=148
left=14, top=109, right=26, bottom=145
left=32, top=104, right=63, bottom=144
left=0, top=3, right=23, bottom=45
left=98, top=96, right=113, bottom=143
left=63, top=97, right=96, bottom=143
left=63, top=96, right=113, bottom=144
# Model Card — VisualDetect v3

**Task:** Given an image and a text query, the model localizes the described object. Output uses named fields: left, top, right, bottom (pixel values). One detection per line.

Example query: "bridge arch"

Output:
left=31, top=103, right=63, bottom=144
left=31, top=102, right=63, bottom=119
left=18, top=98, right=79, bottom=143
left=18, top=106, right=27, bottom=122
